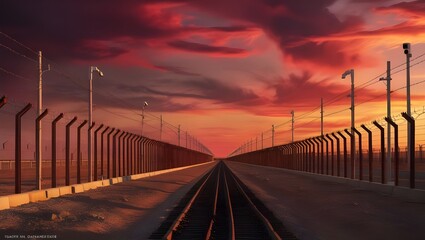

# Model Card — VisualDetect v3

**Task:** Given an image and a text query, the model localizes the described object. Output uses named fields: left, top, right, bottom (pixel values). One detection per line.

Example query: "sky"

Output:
left=1, top=0, right=425, bottom=157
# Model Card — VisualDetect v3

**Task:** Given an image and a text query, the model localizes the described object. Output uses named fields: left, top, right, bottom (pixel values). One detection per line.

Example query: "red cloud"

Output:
left=168, top=40, right=248, bottom=56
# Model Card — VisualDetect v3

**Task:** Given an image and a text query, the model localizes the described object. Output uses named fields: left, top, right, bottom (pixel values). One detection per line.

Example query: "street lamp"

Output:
left=342, top=69, right=355, bottom=178
left=88, top=66, right=103, bottom=182
left=141, top=101, right=148, bottom=135
left=37, top=51, right=50, bottom=190
left=403, top=43, right=412, bottom=169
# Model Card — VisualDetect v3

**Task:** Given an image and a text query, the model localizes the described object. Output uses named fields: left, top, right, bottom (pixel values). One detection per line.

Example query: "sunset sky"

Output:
left=1, top=0, right=425, bottom=157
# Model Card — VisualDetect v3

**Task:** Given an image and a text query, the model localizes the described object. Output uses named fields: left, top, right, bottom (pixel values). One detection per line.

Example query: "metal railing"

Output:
left=0, top=97, right=213, bottom=195
left=227, top=111, right=424, bottom=189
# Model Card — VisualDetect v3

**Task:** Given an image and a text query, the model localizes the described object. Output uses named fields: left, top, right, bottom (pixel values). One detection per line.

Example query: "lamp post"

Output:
left=141, top=101, right=148, bottom=135
left=88, top=66, right=103, bottom=182
left=380, top=61, right=392, bottom=182
left=36, top=51, right=50, bottom=190
left=403, top=43, right=412, bottom=168
left=342, top=69, right=355, bottom=178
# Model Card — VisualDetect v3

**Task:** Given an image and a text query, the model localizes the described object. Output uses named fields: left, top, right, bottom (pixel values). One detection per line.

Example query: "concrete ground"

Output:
left=226, top=161, right=425, bottom=240
left=0, top=162, right=216, bottom=240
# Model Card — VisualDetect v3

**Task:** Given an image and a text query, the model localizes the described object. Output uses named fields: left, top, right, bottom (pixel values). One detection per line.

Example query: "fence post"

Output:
left=385, top=117, right=399, bottom=186
left=326, top=134, right=334, bottom=176
left=15, top=103, right=32, bottom=193
left=344, top=129, right=354, bottom=179
left=312, top=137, right=321, bottom=174
left=337, top=132, right=347, bottom=178
left=401, top=113, right=415, bottom=188
left=352, top=127, right=363, bottom=180
left=118, top=131, right=126, bottom=177
left=361, top=124, right=373, bottom=182
left=35, top=109, right=48, bottom=190
left=94, top=124, right=104, bottom=181
left=88, top=122, right=96, bottom=182
left=65, top=116, right=77, bottom=186
left=100, top=126, right=110, bottom=179
left=77, top=120, right=87, bottom=184
left=51, top=113, right=64, bottom=188
left=107, top=128, right=116, bottom=179
left=122, top=132, right=130, bottom=176
left=323, top=137, right=329, bottom=175
left=373, top=121, right=385, bottom=184
left=113, top=129, right=121, bottom=178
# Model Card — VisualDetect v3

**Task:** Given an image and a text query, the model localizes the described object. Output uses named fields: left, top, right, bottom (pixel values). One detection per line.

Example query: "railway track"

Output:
left=150, top=161, right=297, bottom=240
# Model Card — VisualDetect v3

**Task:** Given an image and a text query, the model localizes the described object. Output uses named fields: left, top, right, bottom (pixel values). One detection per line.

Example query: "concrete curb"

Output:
left=0, top=196, right=9, bottom=210
left=1, top=161, right=214, bottom=211
left=228, top=161, right=425, bottom=203
left=28, top=190, right=48, bottom=202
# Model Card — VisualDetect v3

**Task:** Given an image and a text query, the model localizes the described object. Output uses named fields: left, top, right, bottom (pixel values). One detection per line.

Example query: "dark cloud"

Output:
left=118, top=77, right=263, bottom=106
left=185, top=0, right=365, bottom=68
left=168, top=40, right=247, bottom=55
left=0, top=0, right=181, bottom=60
left=154, top=65, right=201, bottom=76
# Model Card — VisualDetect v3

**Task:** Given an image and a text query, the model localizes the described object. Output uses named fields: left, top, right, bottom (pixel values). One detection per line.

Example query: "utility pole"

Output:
left=321, top=98, right=324, bottom=137
left=272, top=125, right=275, bottom=147
left=36, top=51, right=50, bottom=189
left=291, top=110, right=295, bottom=143
left=380, top=61, right=392, bottom=183
left=403, top=43, right=412, bottom=169
left=37, top=51, right=42, bottom=190
left=186, top=131, right=188, bottom=148
left=178, top=125, right=181, bottom=146
left=160, top=115, right=163, bottom=141
left=261, top=132, right=264, bottom=149
left=256, top=136, right=258, bottom=150
left=342, top=69, right=355, bottom=178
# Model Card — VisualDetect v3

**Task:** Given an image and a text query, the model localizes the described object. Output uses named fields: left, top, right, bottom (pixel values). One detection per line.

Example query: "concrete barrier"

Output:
left=58, top=186, right=72, bottom=196
left=82, top=181, right=103, bottom=191
left=0, top=196, right=9, bottom=210
left=0, top=162, right=214, bottom=211
left=28, top=190, right=48, bottom=202
left=102, top=179, right=110, bottom=187
left=8, top=193, right=30, bottom=207
left=71, top=184, right=84, bottom=193
left=45, top=188, right=61, bottom=199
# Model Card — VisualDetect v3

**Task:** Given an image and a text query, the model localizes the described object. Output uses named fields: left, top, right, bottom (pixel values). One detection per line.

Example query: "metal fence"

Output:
left=0, top=97, right=213, bottom=196
left=227, top=112, right=425, bottom=190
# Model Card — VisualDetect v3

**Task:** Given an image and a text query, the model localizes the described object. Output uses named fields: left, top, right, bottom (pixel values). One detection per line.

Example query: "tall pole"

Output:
left=291, top=110, right=295, bottom=143
left=37, top=51, right=43, bottom=188
left=178, top=125, right=181, bottom=146
left=342, top=69, right=355, bottom=178
left=350, top=70, right=356, bottom=178
left=261, top=132, right=264, bottom=149
left=88, top=66, right=103, bottom=182
left=321, top=98, right=324, bottom=137
left=404, top=43, right=412, bottom=169
left=141, top=101, right=148, bottom=136
left=380, top=61, right=392, bottom=183
left=141, top=108, right=145, bottom=135
left=88, top=67, right=94, bottom=182
left=160, top=115, right=163, bottom=141
left=272, top=125, right=275, bottom=147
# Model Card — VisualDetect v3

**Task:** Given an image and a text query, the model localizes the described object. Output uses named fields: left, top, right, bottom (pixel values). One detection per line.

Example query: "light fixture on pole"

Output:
left=403, top=43, right=412, bottom=169
left=379, top=61, right=392, bottom=183
left=36, top=51, right=50, bottom=190
left=342, top=69, right=356, bottom=178
left=141, top=101, right=148, bottom=135
left=88, top=66, right=103, bottom=182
